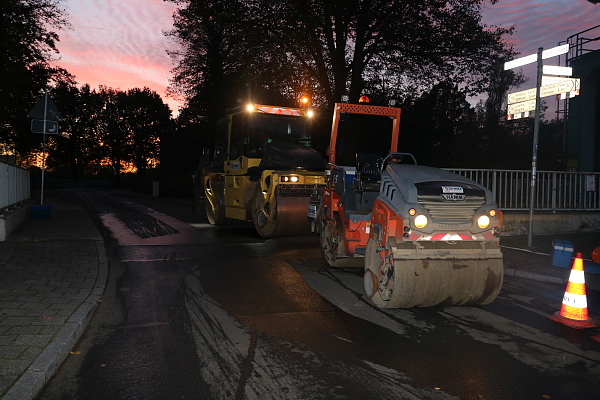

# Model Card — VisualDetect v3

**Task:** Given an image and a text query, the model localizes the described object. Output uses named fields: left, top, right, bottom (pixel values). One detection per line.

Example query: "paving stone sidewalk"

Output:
left=0, top=194, right=107, bottom=400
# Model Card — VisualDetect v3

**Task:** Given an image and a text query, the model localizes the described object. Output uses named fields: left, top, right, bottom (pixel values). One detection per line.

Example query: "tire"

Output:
left=205, top=178, right=228, bottom=225
left=364, top=237, right=404, bottom=308
left=320, top=213, right=346, bottom=267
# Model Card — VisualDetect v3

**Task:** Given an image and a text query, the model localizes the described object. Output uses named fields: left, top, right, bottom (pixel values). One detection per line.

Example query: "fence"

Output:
left=0, top=161, right=30, bottom=211
left=445, top=169, right=600, bottom=212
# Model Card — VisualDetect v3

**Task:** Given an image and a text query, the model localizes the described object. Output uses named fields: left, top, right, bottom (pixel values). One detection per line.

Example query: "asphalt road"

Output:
left=36, top=189, right=600, bottom=400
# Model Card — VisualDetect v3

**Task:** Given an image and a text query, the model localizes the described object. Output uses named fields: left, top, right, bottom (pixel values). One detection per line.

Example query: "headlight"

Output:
left=478, top=215, right=490, bottom=229
left=281, top=176, right=299, bottom=183
left=414, top=214, right=428, bottom=229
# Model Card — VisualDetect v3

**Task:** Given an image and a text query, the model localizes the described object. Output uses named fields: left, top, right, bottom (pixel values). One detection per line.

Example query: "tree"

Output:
left=400, top=82, right=478, bottom=167
left=0, top=0, right=70, bottom=161
left=247, top=0, right=515, bottom=106
left=167, top=0, right=249, bottom=127
left=119, top=88, right=173, bottom=179
left=47, top=82, right=106, bottom=177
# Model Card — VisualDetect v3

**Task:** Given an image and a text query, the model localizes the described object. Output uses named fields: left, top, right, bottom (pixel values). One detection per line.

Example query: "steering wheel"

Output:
left=380, top=152, right=417, bottom=172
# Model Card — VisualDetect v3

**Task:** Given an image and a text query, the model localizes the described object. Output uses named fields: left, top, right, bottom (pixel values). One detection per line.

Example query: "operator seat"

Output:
left=356, top=153, right=381, bottom=183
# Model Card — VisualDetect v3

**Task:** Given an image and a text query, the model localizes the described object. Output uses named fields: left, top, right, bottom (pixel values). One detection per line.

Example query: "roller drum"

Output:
left=365, top=238, right=504, bottom=308
left=253, top=193, right=312, bottom=238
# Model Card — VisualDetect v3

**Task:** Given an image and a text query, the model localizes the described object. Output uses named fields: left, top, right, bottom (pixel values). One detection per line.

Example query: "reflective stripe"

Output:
left=568, top=269, right=585, bottom=284
left=562, top=292, right=588, bottom=308
left=258, top=107, right=302, bottom=116
left=411, top=231, right=482, bottom=241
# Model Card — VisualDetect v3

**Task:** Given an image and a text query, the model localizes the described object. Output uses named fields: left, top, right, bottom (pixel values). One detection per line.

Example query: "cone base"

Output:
left=592, top=335, right=600, bottom=343
left=547, top=312, right=598, bottom=329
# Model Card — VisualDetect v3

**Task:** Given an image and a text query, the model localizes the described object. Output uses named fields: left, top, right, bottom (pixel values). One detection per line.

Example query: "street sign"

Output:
left=504, top=43, right=570, bottom=70
left=542, top=65, right=573, bottom=76
left=542, top=76, right=579, bottom=86
left=540, top=78, right=580, bottom=98
left=31, top=119, right=58, bottom=134
left=508, top=99, right=537, bottom=115
left=507, top=88, right=537, bottom=104
left=27, top=92, right=63, bottom=121
left=507, top=78, right=580, bottom=104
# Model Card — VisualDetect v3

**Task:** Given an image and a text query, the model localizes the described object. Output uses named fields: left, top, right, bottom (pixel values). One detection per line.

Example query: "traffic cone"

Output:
left=547, top=252, right=597, bottom=329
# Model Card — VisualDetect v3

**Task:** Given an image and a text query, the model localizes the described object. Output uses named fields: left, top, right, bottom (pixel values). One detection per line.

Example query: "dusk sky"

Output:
left=54, top=0, right=600, bottom=117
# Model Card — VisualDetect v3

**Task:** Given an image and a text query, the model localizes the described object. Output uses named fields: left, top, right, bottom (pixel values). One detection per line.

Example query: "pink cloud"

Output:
left=54, top=0, right=181, bottom=114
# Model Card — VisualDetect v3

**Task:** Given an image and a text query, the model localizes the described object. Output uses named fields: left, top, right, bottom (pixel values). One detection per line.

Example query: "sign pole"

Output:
left=528, top=48, right=543, bottom=248
left=40, top=92, right=48, bottom=205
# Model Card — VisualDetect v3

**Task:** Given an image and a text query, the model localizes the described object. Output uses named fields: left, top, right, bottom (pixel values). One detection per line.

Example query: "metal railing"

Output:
left=0, top=161, right=30, bottom=211
left=445, top=169, right=600, bottom=212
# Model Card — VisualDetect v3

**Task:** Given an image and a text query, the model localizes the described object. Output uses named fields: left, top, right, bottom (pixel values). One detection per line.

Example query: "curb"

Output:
left=3, top=240, right=108, bottom=400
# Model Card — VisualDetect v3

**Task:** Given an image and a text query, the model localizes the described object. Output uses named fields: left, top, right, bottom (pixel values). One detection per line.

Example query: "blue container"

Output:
left=551, top=239, right=573, bottom=268
left=30, top=204, right=52, bottom=219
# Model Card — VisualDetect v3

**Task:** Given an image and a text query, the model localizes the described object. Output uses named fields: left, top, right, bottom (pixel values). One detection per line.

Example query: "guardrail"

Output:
left=445, top=169, right=600, bottom=211
left=0, top=161, right=30, bottom=210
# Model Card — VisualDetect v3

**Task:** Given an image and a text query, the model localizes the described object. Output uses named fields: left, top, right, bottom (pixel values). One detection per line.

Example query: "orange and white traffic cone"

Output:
left=547, top=252, right=597, bottom=329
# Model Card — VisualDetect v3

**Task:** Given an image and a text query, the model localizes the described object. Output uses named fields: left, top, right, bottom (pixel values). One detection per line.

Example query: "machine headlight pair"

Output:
left=281, top=176, right=299, bottom=183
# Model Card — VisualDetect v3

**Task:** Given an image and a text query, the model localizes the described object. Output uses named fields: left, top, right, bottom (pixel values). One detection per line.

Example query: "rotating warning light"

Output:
left=300, top=96, right=310, bottom=105
left=359, top=96, right=370, bottom=103
left=307, top=110, right=314, bottom=118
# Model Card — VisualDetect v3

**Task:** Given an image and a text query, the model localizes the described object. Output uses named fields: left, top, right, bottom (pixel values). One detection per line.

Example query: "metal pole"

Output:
left=40, top=91, right=48, bottom=205
left=527, top=48, right=543, bottom=247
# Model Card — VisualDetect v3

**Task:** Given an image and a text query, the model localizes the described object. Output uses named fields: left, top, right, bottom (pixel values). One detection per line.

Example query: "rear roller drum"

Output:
left=364, top=237, right=504, bottom=308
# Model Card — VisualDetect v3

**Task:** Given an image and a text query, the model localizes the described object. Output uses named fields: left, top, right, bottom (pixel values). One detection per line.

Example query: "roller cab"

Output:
left=202, top=101, right=326, bottom=237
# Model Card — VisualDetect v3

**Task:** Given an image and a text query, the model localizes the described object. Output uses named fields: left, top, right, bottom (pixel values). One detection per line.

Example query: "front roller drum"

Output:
left=364, top=238, right=504, bottom=308
left=252, top=189, right=312, bottom=238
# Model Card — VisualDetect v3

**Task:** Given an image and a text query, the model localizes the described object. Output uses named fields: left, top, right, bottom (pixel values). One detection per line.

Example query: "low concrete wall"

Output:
left=0, top=203, right=30, bottom=241
left=502, top=212, right=600, bottom=235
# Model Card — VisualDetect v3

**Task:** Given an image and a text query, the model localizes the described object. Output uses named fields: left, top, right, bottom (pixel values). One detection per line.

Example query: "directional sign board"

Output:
left=507, top=78, right=580, bottom=104
left=504, top=44, right=570, bottom=70
left=508, top=100, right=537, bottom=115
left=31, top=119, right=58, bottom=134
left=542, top=65, right=572, bottom=76
left=541, top=76, right=581, bottom=88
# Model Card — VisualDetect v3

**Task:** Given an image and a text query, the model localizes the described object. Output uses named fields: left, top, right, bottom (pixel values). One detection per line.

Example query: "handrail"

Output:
left=444, top=168, right=600, bottom=211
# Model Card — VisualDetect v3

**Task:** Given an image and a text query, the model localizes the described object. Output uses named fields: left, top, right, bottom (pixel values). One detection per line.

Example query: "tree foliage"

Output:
left=44, top=85, right=173, bottom=182
left=167, top=0, right=517, bottom=110
left=0, top=0, right=70, bottom=159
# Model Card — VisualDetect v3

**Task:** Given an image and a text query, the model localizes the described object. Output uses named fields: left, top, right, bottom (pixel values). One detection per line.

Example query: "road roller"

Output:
left=201, top=98, right=326, bottom=237
left=307, top=97, right=504, bottom=308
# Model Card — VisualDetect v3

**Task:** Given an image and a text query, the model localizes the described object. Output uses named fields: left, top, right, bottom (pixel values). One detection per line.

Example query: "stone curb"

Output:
left=3, top=240, right=108, bottom=400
